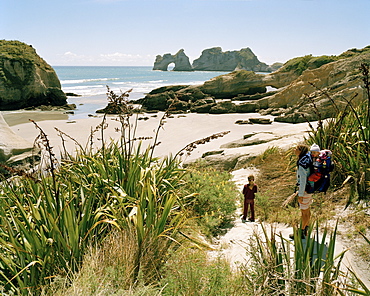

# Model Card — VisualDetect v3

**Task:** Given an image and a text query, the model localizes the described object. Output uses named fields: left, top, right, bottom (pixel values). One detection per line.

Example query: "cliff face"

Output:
left=192, top=47, right=269, bottom=72
left=0, top=40, right=67, bottom=110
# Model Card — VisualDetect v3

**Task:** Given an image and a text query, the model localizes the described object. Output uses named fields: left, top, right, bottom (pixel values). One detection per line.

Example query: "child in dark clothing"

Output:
left=241, top=175, right=258, bottom=223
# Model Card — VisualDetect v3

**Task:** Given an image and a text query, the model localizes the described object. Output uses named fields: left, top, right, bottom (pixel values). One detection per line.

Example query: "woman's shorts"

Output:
left=299, top=192, right=313, bottom=210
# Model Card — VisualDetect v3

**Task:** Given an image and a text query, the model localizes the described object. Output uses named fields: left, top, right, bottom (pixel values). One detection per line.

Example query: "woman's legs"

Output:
left=301, top=208, right=311, bottom=230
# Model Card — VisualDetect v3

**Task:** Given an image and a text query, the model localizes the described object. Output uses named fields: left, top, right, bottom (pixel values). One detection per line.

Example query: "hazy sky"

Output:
left=1, top=0, right=369, bottom=66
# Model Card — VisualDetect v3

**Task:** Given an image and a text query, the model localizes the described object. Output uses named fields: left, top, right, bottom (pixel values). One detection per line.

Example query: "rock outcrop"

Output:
left=153, top=47, right=273, bottom=72
left=142, top=46, right=370, bottom=123
left=200, top=70, right=266, bottom=99
left=192, top=47, right=269, bottom=72
left=0, top=112, right=38, bottom=167
left=0, top=40, right=67, bottom=111
left=153, top=49, right=193, bottom=71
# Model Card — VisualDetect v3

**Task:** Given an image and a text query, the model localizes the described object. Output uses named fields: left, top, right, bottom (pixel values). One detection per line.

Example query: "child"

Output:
left=241, top=175, right=258, bottom=223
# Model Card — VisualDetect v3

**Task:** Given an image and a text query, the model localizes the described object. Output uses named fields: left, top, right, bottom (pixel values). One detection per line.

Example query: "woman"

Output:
left=294, top=144, right=314, bottom=239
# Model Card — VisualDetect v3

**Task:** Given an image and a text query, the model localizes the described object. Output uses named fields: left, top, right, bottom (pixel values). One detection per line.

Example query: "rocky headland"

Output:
left=0, top=40, right=67, bottom=111
left=142, top=46, right=370, bottom=123
left=0, top=40, right=70, bottom=167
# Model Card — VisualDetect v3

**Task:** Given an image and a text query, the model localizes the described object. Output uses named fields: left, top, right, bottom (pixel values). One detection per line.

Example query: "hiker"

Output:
left=308, top=145, right=333, bottom=193
left=294, top=144, right=313, bottom=238
left=241, top=174, right=258, bottom=223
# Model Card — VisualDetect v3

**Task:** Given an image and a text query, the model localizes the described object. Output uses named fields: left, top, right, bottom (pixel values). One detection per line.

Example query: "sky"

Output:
left=1, top=0, right=370, bottom=67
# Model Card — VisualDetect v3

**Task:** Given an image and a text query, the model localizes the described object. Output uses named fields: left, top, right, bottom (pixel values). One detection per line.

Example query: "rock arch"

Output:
left=153, top=49, right=193, bottom=71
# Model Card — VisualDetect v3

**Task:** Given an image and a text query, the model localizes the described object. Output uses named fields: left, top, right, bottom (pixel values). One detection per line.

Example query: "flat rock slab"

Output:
left=0, top=112, right=35, bottom=163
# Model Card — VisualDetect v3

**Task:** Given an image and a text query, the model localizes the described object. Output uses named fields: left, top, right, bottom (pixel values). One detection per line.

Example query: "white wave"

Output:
left=61, top=77, right=120, bottom=84
left=63, top=85, right=105, bottom=90
left=147, top=80, right=165, bottom=83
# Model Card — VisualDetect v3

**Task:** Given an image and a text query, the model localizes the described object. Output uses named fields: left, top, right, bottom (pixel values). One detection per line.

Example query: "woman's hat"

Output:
left=310, top=143, right=320, bottom=152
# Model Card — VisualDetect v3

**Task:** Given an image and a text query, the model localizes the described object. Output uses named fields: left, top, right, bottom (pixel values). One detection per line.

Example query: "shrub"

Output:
left=180, top=161, right=238, bottom=236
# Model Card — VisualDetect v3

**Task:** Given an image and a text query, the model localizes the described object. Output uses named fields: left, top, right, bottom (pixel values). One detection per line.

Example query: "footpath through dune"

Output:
left=208, top=167, right=370, bottom=289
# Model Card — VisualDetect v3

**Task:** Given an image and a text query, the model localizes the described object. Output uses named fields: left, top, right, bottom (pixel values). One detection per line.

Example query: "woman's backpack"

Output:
left=307, top=150, right=334, bottom=193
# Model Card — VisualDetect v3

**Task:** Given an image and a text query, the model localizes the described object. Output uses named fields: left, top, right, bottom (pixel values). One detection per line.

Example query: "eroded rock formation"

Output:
left=0, top=40, right=67, bottom=110
left=193, top=47, right=269, bottom=72
left=153, top=49, right=193, bottom=71
left=142, top=46, right=370, bottom=122
left=153, top=47, right=273, bottom=72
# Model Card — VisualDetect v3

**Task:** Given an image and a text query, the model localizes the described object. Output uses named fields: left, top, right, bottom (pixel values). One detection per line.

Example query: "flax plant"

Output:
left=241, top=223, right=348, bottom=295
left=0, top=168, right=115, bottom=295
left=0, top=87, right=231, bottom=295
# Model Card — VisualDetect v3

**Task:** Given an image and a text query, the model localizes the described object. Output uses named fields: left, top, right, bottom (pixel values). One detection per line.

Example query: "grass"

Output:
left=180, top=160, right=238, bottom=237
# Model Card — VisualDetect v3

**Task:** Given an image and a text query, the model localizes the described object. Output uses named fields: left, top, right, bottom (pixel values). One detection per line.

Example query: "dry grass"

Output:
left=250, top=146, right=352, bottom=226
left=250, top=146, right=370, bottom=268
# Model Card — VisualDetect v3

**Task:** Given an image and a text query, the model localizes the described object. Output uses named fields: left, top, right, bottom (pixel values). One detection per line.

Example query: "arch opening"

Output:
left=167, top=62, right=175, bottom=71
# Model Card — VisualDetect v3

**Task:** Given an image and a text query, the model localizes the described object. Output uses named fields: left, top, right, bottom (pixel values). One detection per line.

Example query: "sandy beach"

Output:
left=4, top=111, right=315, bottom=163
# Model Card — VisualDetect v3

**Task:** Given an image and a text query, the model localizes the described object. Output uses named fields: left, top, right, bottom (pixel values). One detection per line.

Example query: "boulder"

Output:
left=235, top=120, right=251, bottom=125
left=146, top=85, right=188, bottom=95
left=249, top=118, right=272, bottom=124
left=235, top=102, right=259, bottom=113
left=209, top=101, right=236, bottom=114
left=0, top=40, right=67, bottom=110
left=177, top=86, right=208, bottom=102
left=168, top=99, right=189, bottom=111
left=190, top=103, right=215, bottom=113
left=192, top=47, right=269, bottom=72
left=153, top=49, right=193, bottom=71
left=0, top=112, right=38, bottom=166
left=201, top=70, right=267, bottom=99
left=141, top=91, right=176, bottom=111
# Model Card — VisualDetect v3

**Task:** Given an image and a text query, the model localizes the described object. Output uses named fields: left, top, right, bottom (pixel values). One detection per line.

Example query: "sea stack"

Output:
left=153, top=49, right=193, bottom=71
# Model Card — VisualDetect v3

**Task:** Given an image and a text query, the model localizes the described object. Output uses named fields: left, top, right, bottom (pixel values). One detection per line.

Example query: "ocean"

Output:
left=54, top=66, right=228, bottom=119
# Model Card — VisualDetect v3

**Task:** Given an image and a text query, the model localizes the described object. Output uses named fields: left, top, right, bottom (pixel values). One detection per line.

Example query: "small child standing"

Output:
left=241, top=175, right=258, bottom=223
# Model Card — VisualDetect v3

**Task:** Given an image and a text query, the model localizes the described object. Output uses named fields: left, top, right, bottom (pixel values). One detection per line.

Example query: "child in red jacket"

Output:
left=241, top=175, right=258, bottom=223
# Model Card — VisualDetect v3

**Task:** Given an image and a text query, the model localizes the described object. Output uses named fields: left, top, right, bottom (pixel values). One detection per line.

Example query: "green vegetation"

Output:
left=0, top=113, right=189, bottom=294
left=240, top=223, right=346, bottom=296
left=281, top=54, right=338, bottom=75
left=0, top=40, right=47, bottom=65
left=180, top=161, right=238, bottom=237
left=1, top=63, right=370, bottom=295
left=0, top=40, right=52, bottom=86
left=280, top=45, right=370, bottom=76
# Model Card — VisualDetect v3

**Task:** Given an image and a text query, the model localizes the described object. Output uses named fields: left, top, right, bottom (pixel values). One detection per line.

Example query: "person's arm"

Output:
left=297, top=165, right=310, bottom=196
left=242, top=185, right=246, bottom=195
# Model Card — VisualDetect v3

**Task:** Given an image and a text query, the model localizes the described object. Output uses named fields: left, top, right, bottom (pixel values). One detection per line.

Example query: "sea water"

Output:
left=54, top=66, right=228, bottom=119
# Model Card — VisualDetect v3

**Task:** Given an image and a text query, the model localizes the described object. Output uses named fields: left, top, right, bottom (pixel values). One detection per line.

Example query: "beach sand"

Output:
left=5, top=111, right=315, bottom=162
